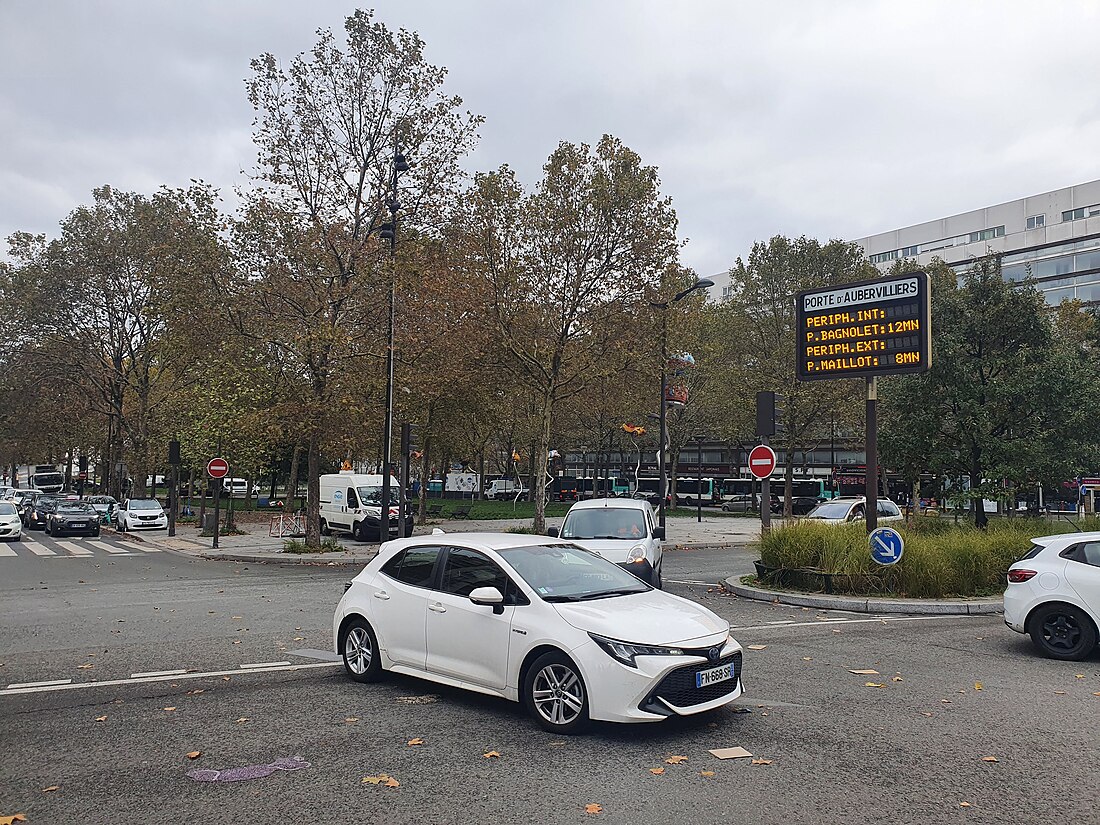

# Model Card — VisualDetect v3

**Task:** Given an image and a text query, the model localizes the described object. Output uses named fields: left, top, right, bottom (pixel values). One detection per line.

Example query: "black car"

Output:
left=46, top=501, right=101, bottom=537
left=23, top=493, right=61, bottom=529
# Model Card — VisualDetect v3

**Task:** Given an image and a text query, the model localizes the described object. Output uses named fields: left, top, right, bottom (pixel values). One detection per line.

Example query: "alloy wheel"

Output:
left=344, top=626, right=372, bottom=675
left=531, top=663, right=585, bottom=726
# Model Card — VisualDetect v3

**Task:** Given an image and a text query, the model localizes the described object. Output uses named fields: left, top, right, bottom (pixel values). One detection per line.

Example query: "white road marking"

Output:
left=130, top=668, right=189, bottom=679
left=731, top=615, right=980, bottom=632
left=92, top=541, right=129, bottom=554
left=240, top=661, right=292, bottom=669
left=666, top=579, right=715, bottom=585
left=27, top=544, right=57, bottom=556
left=57, top=541, right=93, bottom=556
left=7, top=678, right=73, bottom=689
left=0, top=545, right=16, bottom=557
left=0, top=662, right=340, bottom=697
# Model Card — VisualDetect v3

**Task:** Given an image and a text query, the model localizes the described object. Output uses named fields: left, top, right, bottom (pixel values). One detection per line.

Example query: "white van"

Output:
left=485, top=479, right=529, bottom=500
left=319, top=472, right=412, bottom=542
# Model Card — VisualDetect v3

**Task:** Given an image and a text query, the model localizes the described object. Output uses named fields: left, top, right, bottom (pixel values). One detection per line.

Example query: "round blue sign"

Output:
left=869, top=527, right=904, bottom=566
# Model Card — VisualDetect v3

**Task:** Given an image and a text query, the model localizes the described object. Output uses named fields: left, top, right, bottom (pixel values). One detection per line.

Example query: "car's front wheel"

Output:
left=341, top=618, right=384, bottom=683
left=1028, top=603, right=1098, bottom=661
left=523, top=651, right=590, bottom=734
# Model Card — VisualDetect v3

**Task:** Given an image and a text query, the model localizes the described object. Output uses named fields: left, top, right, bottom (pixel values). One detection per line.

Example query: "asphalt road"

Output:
left=1, top=541, right=1098, bottom=825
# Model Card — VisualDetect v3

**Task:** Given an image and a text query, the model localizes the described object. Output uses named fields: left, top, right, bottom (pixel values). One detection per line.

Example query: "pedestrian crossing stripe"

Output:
left=28, top=544, right=56, bottom=556
left=57, top=541, right=93, bottom=556
left=0, top=538, right=161, bottom=557
left=0, top=544, right=15, bottom=557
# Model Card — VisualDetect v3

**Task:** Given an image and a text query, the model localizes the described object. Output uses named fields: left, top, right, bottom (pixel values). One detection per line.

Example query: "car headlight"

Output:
left=626, top=545, right=648, bottom=564
left=589, top=632, right=685, bottom=668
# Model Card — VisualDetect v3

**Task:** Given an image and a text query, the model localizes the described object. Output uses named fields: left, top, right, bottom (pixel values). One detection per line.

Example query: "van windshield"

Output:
left=561, top=508, right=646, bottom=540
left=357, top=486, right=400, bottom=506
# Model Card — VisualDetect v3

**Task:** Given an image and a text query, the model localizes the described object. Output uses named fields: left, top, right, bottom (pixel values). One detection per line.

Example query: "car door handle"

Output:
left=373, top=591, right=390, bottom=601
left=428, top=603, right=446, bottom=613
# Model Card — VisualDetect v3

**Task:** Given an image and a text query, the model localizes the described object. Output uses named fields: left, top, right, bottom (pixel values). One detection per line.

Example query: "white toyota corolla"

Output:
left=1004, top=531, right=1100, bottom=661
left=333, top=533, right=744, bottom=733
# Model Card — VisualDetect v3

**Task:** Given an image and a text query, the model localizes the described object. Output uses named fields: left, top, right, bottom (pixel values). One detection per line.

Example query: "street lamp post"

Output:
left=651, top=278, right=714, bottom=530
left=379, top=144, right=410, bottom=540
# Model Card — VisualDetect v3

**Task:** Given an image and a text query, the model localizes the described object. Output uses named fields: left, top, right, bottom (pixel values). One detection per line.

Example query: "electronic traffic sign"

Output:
left=796, top=271, right=931, bottom=381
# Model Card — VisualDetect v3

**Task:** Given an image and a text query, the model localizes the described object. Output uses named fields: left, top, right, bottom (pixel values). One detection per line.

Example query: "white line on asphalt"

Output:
left=27, top=544, right=57, bottom=556
left=666, top=579, right=715, bottom=585
left=58, top=541, right=93, bottom=556
left=95, top=542, right=130, bottom=554
left=767, top=620, right=796, bottom=625
left=7, top=678, right=73, bottom=689
left=0, top=662, right=340, bottom=697
left=130, top=668, right=189, bottom=679
left=240, top=661, right=292, bottom=669
left=0, top=544, right=16, bottom=557
left=730, top=615, right=979, bottom=632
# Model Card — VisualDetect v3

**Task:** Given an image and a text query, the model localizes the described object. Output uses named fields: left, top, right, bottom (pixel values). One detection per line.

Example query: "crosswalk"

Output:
left=0, top=531, right=162, bottom=559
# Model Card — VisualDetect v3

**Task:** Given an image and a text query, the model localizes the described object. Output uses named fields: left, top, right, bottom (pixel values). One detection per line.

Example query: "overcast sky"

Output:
left=2, top=0, right=1098, bottom=277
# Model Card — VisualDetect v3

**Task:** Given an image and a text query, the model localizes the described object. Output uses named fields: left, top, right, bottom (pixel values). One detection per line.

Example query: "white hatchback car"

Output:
left=548, top=498, right=663, bottom=588
left=802, top=496, right=903, bottom=524
left=0, top=501, right=22, bottom=541
left=1004, top=532, right=1100, bottom=661
left=118, top=499, right=168, bottom=531
left=333, top=533, right=743, bottom=734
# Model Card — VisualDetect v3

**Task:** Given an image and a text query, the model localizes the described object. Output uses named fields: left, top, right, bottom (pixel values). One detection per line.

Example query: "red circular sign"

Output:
left=748, top=445, right=777, bottom=480
left=207, top=457, right=230, bottom=479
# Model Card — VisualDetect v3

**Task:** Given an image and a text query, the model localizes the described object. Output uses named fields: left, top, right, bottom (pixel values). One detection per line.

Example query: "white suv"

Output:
left=548, top=498, right=664, bottom=588
left=1004, top=532, right=1100, bottom=661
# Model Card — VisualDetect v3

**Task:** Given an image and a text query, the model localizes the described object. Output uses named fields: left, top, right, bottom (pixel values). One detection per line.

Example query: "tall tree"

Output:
left=242, top=10, right=482, bottom=545
left=452, top=137, right=679, bottom=531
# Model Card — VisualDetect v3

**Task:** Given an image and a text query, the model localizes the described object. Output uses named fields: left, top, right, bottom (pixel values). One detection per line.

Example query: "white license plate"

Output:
left=696, top=662, right=734, bottom=688
left=70, top=523, right=86, bottom=528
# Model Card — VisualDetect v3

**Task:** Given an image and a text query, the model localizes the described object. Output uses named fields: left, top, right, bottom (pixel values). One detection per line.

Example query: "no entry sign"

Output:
left=207, top=457, right=230, bottom=479
left=748, top=445, right=777, bottom=480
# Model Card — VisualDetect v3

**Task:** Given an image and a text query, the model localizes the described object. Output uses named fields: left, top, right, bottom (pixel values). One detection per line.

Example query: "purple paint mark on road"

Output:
left=187, top=755, right=310, bottom=783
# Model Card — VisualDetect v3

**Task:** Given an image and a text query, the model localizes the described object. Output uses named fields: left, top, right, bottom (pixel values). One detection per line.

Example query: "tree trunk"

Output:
left=971, top=449, right=987, bottom=529
left=534, top=391, right=554, bottom=534
left=306, top=431, right=321, bottom=547
left=784, top=452, right=795, bottom=518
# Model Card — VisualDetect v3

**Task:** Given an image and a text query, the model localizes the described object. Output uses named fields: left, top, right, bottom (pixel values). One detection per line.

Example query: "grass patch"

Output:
left=757, top=517, right=1099, bottom=599
left=283, top=538, right=345, bottom=554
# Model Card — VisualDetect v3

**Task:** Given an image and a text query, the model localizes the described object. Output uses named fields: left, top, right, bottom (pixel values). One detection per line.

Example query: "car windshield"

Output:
left=560, top=508, right=647, bottom=540
left=58, top=503, right=96, bottom=515
left=357, top=486, right=400, bottom=506
left=498, top=543, right=650, bottom=601
left=128, top=500, right=161, bottom=511
left=806, top=501, right=857, bottom=519
left=0, top=502, right=15, bottom=515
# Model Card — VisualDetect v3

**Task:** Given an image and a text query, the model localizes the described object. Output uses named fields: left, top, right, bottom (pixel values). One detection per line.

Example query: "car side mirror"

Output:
left=653, top=526, right=665, bottom=540
left=546, top=526, right=559, bottom=537
left=469, top=586, right=505, bottom=615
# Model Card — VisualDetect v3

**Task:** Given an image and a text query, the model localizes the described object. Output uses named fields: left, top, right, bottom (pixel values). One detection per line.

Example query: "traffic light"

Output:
left=756, top=392, right=775, bottom=436
left=168, top=439, right=181, bottom=465
left=78, top=455, right=88, bottom=473
left=401, top=423, right=420, bottom=457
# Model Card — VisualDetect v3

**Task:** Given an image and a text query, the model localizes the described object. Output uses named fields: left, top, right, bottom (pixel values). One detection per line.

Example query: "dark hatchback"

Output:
left=46, top=501, right=101, bottom=537
left=23, top=493, right=61, bottom=529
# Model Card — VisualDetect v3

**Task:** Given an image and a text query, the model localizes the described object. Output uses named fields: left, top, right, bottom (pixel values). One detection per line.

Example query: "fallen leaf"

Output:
left=383, top=777, right=399, bottom=788
left=747, top=644, right=767, bottom=651
left=42, top=785, right=60, bottom=793
left=186, top=751, right=202, bottom=759
left=1093, top=692, right=1100, bottom=697
left=751, top=758, right=773, bottom=765
left=362, top=774, right=398, bottom=787
left=1075, top=674, right=1084, bottom=679
left=665, top=755, right=688, bottom=764
left=649, top=767, right=665, bottom=775
left=959, top=802, right=971, bottom=808
left=974, top=682, right=983, bottom=691
left=186, top=689, right=204, bottom=696
left=941, top=699, right=952, bottom=704
left=0, top=815, right=27, bottom=824
left=95, top=715, right=107, bottom=722
left=344, top=717, right=359, bottom=724
left=584, top=804, right=602, bottom=815
left=293, top=637, right=304, bottom=641
left=891, top=676, right=904, bottom=682
left=232, top=616, right=243, bottom=620
left=549, top=741, right=566, bottom=747
left=77, top=663, right=94, bottom=670
left=483, top=751, right=501, bottom=759
left=982, top=756, right=999, bottom=763
left=849, top=669, right=879, bottom=675
left=802, top=657, right=813, bottom=661
left=865, top=682, right=885, bottom=688
left=699, top=770, right=715, bottom=778
left=233, top=640, right=241, bottom=645
left=222, top=676, right=231, bottom=682
left=163, top=707, right=176, bottom=712
left=406, top=738, right=424, bottom=746
left=1054, top=690, right=1066, bottom=695
left=709, top=747, right=753, bottom=759
left=919, top=712, right=933, bottom=718
left=235, top=717, right=250, bottom=724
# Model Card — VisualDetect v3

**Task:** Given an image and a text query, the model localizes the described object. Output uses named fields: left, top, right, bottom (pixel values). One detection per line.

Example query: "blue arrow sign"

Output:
left=869, top=527, right=904, bottom=566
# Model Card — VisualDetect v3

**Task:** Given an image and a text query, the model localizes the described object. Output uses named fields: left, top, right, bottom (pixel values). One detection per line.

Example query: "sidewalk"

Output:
left=134, top=512, right=763, bottom=565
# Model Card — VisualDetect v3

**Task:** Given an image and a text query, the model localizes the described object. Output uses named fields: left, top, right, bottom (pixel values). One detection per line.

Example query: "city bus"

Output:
left=674, top=477, right=722, bottom=506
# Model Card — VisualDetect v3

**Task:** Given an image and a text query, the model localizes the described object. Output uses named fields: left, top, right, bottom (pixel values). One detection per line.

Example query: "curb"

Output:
left=723, top=579, right=1002, bottom=615
left=199, top=551, right=372, bottom=565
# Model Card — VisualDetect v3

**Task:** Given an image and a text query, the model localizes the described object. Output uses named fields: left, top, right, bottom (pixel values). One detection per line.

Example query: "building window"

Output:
left=901, top=245, right=919, bottom=257
left=1026, top=214, right=1045, bottom=230
left=1062, top=205, right=1099, bottom=222
left=870, top=250, right=899, bottom=264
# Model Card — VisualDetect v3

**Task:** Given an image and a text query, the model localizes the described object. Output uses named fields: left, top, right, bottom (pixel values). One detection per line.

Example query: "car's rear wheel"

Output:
left=319, top=519, right=331, bottom=537
left=1028, top=603, right=1098, bottom=661
left=524, top=651, right=590, bottom=734
left=341, top=618, right=384, bottom=683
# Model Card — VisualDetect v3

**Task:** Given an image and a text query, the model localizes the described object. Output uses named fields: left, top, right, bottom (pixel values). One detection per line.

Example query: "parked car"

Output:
left=0, top=501, right=22, bottom=541
left=84, top=495, right=118, bottom=524
left=485, top=479, right=529, bottom=501
left=632, top=490, right=672, bottom=508
left=46, top=500, right=101, bottom=537
left=1004, top=532, right=1100, bottom=661
left=801, top=496, right=903, bottom=524
left=548, top=497, right=664, bottom=588
left=333, top=533, right=744, bottom=734
left=118, top=499, right=168, bottom=531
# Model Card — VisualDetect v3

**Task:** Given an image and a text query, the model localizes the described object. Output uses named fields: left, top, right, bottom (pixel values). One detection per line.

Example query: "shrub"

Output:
left=283, top=538, right=344, bottom=554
